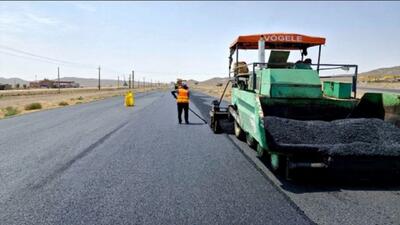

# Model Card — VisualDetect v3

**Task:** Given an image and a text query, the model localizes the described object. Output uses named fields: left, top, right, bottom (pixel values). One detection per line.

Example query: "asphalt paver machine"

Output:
left=210, top=33, right=400, bottom=179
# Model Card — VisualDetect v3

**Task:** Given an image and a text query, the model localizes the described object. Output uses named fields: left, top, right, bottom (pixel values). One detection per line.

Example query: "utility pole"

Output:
left=132, top=70, right=135, bottom=89
left=143, top=77, right=145, bottom=91
left=129, top=73, right=131, bottom=89
left=98, top=66, right=101, bottom=90
left=57, top=66, right=60, bottom=94
left=117, top=75, right=120, bottom=89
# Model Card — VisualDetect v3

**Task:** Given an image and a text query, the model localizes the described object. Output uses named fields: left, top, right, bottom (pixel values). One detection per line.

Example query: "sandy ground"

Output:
left=358, top=82, right=400, bottom=89
left=0, top=86, right=167, bottom=119
left=191, top=84, right=232, bottom=102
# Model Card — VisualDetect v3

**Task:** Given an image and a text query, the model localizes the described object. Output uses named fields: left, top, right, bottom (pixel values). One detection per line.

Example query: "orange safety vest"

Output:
left=176, top=88, right=189, bottom=103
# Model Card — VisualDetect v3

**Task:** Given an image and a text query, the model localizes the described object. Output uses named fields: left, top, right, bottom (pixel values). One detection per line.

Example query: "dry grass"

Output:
left=58, top=101, right=69, bottom=106
left=359, top=75, right=400, bottom=83
left=0, top=86, right=167, bottom=119
left=24, top=102, right=42, bottom=111
left=0, top=87, right=123, bottom=97
left=2, top=106, right=19, bottom=117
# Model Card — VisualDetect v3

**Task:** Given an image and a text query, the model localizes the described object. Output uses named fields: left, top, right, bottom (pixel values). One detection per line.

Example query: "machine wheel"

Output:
left=246, top=133, right=257, bottom=149
left=270, top=153, right=287, bottom=176
left=256, top=144, right=265, bottom=158
left=256, top=144, right=270, bottom=163
left=210, top=115, right=215, bottom=129
left=213, top=119, right=221, bottom=134
left=227, top=109, right=234, bottom=122
left=234, top=120, right=245, bottom=140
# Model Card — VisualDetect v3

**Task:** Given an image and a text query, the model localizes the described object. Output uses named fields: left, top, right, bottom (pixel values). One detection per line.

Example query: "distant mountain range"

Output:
left=358, top=66, right=400, bottom=77
left=0, top=76, right=142, bottom=87
left=0, top=77, right=29, bottom=85
left=196, top=77, right=230, bottom=86
left=1, top=65, right=399, bottom=87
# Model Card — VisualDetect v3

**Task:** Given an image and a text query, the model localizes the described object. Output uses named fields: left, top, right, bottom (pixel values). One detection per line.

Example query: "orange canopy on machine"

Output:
left=230, top=33, right=326, bottom=50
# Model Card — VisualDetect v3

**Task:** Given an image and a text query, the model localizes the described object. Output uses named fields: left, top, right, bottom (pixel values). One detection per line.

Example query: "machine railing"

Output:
left=314, top=63, right=358, bottom=98
left=229, top=62, right=358, bottom=98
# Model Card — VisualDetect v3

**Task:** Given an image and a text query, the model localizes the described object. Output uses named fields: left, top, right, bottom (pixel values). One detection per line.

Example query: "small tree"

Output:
left=15, top=83, right=20, bottom=89
left=23, top=84, right=27, bottom=89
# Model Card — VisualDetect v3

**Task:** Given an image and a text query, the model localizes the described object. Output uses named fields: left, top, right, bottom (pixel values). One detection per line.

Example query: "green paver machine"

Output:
left=210, top=33, right=400, bottom=179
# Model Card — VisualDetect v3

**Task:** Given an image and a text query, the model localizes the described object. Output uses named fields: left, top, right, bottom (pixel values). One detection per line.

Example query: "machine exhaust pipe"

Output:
left=258, top=37, right=265, bottom=66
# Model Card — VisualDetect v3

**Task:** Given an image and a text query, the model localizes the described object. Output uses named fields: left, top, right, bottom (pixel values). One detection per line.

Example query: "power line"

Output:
left=0, top=45, right=223, bottom=78
left=0, top=45, right=94, bottom=68
left=0, top=50, right=63, bottom=65
left=0, top=45, right=123, bottom=74
left=0, top=46, right=124, bottom=74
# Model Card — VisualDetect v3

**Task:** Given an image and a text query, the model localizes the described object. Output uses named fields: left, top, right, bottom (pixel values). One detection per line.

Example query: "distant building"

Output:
left=29, top=79, right=79, bottom=88
left=29, top=82, right=40, bottom=88
left=0, top=83, right=12, bottom=90
left=53, top=81, right=80, bottom=88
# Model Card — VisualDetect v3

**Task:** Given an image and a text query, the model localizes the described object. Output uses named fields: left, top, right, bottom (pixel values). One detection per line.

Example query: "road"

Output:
left=0, top=91, right=312, bottom=225
left=190, top=91, right=400, bottom=225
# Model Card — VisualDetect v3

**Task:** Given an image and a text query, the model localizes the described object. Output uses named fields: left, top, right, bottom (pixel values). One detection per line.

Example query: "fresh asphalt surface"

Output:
left=0, top=91, right=313, bottom=225
left=190, top=91, right=400, bottom=225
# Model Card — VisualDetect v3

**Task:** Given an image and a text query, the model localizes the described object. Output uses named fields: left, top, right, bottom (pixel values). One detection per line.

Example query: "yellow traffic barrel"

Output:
left=125, top=91, right=134, bottom=107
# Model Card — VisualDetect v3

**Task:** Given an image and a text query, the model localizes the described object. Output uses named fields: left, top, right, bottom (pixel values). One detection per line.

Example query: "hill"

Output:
left=358, top=66, right=400, bottom=82
left=359, top=66, right=400, bottom=77
left=186, top=79, right=199, bottom=86
left=0, top=77, right=29, bottom=85
left=199, top=77, right=229, bottom=86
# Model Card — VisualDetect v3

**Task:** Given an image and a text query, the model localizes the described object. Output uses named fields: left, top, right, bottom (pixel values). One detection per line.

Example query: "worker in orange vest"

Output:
left=171, top=83, right=190, bottom=124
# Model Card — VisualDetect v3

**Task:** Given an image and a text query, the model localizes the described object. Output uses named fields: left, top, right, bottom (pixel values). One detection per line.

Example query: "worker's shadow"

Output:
left=184, top=122, right=206, bottom=125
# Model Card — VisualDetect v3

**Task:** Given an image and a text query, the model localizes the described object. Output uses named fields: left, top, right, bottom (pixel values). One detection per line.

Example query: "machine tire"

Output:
left=256, top=144, right=265, bottom=158
left=246, top=133, right=257, bottom=149
left=234, top=120, right=245, bottom=141
left=209, top=115, right=215, bottom=129
left=213, top=119, right=221, bottom=134
left=270, top=153, right=287, bottom=176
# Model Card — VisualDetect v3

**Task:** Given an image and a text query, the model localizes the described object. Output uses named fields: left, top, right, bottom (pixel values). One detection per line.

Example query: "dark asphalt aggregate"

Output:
left=264, top=116, right=400, bottom=156
left=0, top=91, right=313, bottom=225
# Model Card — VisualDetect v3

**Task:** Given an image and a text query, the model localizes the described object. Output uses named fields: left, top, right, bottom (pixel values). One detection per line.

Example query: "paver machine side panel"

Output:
left=231, top=87, right=268, bottom=150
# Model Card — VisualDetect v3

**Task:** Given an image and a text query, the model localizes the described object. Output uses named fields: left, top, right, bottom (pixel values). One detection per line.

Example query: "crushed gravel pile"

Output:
left=263, top=117, right=400, bottom=156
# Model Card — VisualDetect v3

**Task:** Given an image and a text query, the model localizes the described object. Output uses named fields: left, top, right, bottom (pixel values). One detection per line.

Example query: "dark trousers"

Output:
left=177, top=103, right=189, bottom=123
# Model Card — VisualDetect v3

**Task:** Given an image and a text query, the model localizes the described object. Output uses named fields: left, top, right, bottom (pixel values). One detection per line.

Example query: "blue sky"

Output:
left=0, top=1, right=400, bottom=82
